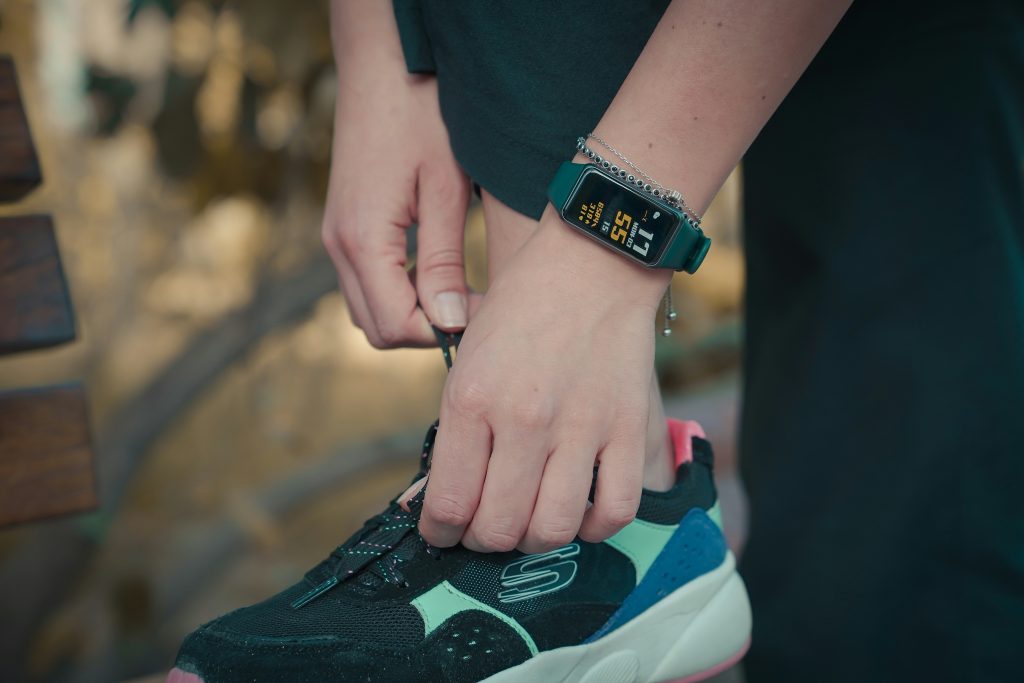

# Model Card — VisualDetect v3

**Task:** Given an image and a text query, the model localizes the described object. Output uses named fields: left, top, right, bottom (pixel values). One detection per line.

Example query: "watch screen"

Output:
left=563, top=168, right=679, bottom=265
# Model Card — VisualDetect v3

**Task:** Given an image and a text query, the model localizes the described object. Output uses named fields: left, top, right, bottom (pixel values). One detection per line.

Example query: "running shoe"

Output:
left=167, top=418, right=750, bottom=682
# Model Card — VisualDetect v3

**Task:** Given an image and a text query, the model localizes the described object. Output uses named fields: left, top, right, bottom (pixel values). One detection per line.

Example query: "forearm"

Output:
left=591, top=0, right=851, bottom=215
left=533, top=0, right=850, bottom=304
left=330, top=0, right=408, bottom=83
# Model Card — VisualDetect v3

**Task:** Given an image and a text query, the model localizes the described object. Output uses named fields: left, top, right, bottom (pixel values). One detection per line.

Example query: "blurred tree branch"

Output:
left=98, top=253, right=336, bottom=508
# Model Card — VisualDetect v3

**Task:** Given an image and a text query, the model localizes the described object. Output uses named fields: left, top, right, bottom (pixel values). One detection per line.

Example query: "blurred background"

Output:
left=0, top=1, right=746, bottom=681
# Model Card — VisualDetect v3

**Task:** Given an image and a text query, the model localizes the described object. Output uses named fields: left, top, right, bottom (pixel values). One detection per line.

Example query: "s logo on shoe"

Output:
left=498, top=544, right=581, bottom=604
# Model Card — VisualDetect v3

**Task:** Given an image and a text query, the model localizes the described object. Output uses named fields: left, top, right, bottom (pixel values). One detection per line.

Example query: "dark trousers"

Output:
left=740, top=2, right=1024, bottom=681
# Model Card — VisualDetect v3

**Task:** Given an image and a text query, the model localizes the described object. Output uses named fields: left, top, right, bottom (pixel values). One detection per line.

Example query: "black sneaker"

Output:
left=167, top=418, right=750, bottom=683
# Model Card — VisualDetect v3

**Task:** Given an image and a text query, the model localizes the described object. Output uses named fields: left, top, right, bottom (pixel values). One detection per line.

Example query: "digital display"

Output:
left=562, top=167, right=680, bottom=266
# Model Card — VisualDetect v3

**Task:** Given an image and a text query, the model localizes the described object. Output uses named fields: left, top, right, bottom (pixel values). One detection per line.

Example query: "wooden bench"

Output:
left=0, top=56, right=42, bottom=201
left=0, top=55, right=97, bottom=527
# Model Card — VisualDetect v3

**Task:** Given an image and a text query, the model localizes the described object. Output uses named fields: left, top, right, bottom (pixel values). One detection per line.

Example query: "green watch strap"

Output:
left=546, top=161, right=711, bottom=273
left=662, top=216, right=712, bottom=274
left=547, top=161, right=583, bottom=209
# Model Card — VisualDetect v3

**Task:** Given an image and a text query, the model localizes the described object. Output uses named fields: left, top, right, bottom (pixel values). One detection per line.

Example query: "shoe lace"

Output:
left=292, top=423, right=440, bottom=609
left=292, top=328, right=461, bottom=610
left=326, top=422, right=441, bottom=586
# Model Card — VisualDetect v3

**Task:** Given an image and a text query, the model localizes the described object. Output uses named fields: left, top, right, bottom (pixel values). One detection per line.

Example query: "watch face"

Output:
left=562, top=167, right=679, bottom=266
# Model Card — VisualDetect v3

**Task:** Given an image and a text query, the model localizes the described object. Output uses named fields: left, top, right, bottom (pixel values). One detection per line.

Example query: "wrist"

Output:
left=535, top=203, right=672, bottom=310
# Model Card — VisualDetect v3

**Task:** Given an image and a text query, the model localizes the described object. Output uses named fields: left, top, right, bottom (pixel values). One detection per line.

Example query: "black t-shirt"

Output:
left=393, top=0, right=668, bottom=219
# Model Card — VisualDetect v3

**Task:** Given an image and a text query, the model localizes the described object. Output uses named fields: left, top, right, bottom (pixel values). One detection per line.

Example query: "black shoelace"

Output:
left=292, top=329, right=461, bottom=610
left=292, top=422, right=440, bottom=609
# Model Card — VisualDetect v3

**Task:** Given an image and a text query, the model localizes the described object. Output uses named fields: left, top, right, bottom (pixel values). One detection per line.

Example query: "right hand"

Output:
left=321, top=38, right=474, bottom=348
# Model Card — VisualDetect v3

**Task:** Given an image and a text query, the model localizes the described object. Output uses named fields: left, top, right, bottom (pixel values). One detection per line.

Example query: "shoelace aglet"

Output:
left=290, top=576, right=339, bottom=610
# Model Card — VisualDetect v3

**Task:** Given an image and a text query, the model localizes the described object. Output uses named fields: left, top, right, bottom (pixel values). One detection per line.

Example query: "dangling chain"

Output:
left=661, top=286, right=678, bottom=337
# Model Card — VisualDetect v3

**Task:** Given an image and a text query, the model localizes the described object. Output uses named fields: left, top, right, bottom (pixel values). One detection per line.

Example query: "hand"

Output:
left=321, top=51, right=475, bottom=347
left=419, top=207, right=672, bottom=553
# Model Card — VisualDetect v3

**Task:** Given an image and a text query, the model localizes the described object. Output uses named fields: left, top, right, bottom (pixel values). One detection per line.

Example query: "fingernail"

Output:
left=434, top=291, right=467, bottom=328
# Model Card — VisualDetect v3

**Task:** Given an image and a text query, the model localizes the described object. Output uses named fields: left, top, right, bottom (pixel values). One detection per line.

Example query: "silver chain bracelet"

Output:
left=576, top=134, right=703, bottom=227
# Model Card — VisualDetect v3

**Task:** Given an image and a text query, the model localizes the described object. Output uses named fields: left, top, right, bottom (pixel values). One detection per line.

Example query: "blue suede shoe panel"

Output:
left=585, top=508, right=727, bottom=642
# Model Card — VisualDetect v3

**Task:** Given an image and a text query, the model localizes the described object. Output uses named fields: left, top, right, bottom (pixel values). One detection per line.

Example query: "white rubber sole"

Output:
left=168, top=554, right=750, bottom=683
left=482, top=552, right=752, bottom=683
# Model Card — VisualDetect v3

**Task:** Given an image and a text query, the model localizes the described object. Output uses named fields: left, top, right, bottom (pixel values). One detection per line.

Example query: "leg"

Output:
left=740, top=4, right=1024, bottom=681
left=480, top=190, right=676, bottom=490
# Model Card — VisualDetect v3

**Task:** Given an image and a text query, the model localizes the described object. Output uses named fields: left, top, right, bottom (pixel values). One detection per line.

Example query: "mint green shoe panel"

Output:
left=412, top=580, right=539, bottom=655
left=707, top=501, right=723, bottom=529
left=603, top=519, right=677, bottom=585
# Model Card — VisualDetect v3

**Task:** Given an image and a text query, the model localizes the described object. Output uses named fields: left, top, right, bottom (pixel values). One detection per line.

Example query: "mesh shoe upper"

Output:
left=173, top=422, right=723, bottom=683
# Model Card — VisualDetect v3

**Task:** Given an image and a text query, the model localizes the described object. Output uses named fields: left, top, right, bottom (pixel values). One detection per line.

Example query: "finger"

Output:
left=462, top=428, right=548, bottom=553
left=351, top=240, right=436, bottom=347
left=361, top=263, right=433, bottom=347
left=336, top=266, right=381, bottom=339
left=420, top=384, right=492, bottom=547
left=398, top=476, right=427, bottom=512
left=323, top=225, right=379, bottom=339
left=415, top=167, right=471, bottom=331
left=408, top=264, right=481, bottom=323
left=518, top=445, right=595, bottom=554
left=579, top=437, right=644, bottom=543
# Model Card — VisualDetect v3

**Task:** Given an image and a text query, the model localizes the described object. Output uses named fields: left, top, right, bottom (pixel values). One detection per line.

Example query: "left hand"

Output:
left=418, top=207, right=671, bottom=554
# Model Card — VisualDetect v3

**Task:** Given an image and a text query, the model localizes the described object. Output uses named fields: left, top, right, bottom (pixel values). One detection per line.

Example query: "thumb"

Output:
left=415, top=167, right=471, bottom=331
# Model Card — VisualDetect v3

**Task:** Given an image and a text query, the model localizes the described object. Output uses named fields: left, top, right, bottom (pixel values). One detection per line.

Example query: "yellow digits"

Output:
left=610, top=210, right=632, bottom=243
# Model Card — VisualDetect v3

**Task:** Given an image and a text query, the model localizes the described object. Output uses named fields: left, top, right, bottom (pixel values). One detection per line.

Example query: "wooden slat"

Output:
left=0, top=383, right=97, bottom=527
left=0, top=56, right=42, bottom=201
left=0, top=214, right=76, bottom=354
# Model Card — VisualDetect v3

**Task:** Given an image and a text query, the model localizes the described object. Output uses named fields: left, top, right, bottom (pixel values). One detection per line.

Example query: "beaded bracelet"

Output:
left=577, top=135, right=703, bottom=227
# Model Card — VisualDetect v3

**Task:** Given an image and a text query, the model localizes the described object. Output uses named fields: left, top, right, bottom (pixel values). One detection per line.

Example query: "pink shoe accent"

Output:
left=666, top=419, right=707, bottom=468
left=663, top=636, right=750, bottom=683
left=166, top=668, right=204, bottom=683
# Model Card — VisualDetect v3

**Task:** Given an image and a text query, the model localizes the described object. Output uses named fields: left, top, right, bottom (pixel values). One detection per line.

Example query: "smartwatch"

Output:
left=546, top=162, right=711, bottom=273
